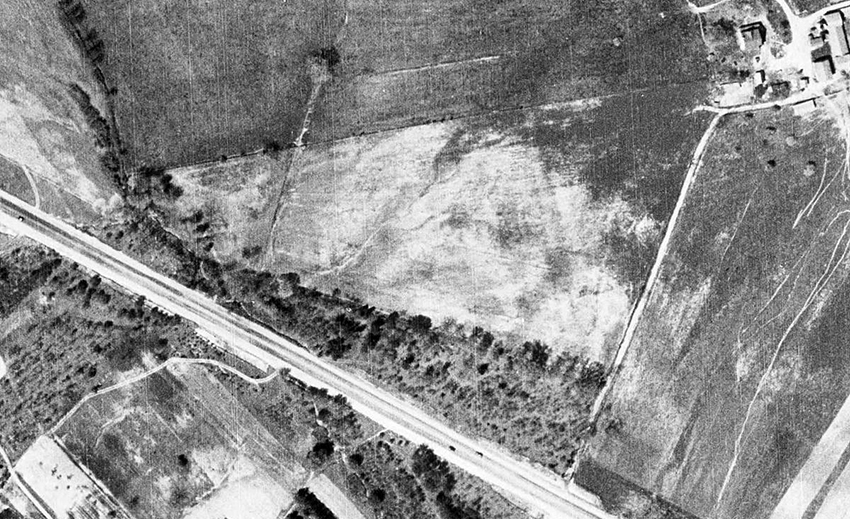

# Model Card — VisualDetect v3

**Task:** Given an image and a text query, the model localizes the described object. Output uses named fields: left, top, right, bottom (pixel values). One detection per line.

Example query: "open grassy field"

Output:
left=0, top=0, right=119, bottom=223
left=582, top=106, right=850, bottom=518
left=79, top=0, right=345, bottom=169
left=164, top=83, right=711, bottom=363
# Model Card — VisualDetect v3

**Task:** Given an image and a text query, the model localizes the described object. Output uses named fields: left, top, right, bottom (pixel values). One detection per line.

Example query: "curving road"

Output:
left=0, top=189, right=614, bottom=519
left=49, top=356, right=281, bottom=435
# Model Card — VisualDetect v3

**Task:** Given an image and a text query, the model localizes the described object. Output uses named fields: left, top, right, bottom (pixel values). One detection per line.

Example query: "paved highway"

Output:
left=0, top=190, right=614, bottom=519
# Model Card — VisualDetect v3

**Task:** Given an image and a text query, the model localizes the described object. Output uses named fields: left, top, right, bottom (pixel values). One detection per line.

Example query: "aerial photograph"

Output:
left=4, top=0, right=850, bottom=518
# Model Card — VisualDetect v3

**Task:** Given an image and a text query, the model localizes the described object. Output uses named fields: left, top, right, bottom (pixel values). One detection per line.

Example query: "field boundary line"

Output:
left=374, top=55, right=501, bottom=77
left=589, top=110, right=723, bottom=423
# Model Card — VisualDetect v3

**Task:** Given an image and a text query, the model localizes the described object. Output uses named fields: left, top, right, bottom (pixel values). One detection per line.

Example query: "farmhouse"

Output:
left=822, top=10, right=850, bottom=56
left=740, top=22, right=766, bottom=53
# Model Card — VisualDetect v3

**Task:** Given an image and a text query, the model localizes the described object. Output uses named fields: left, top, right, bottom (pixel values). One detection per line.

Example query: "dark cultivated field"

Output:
left=581, top=108, right=850, bottom=518
left=79, top=0, right=345, bottom=169
left=75, top=0, right=715, bottom=175
left=309, top=0, right=711, bottom=142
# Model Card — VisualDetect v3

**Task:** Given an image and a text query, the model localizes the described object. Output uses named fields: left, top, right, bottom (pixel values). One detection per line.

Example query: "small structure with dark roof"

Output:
left=740, top=22, right=766, bottom=53
left=813, top=55, right=836, bottom=81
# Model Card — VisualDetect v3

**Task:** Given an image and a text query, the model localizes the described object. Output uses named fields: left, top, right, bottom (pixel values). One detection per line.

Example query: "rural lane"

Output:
left=0, top=189, right=614, bottom=519
left=589, top=110, right=724, bottom=422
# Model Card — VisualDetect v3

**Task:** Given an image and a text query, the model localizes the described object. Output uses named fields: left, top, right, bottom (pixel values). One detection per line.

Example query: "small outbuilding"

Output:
left=740, top=22, right=766, bottom=53
left=792, top=98, right=818, bottom=115
left=813, top=55, right=836, bottom=81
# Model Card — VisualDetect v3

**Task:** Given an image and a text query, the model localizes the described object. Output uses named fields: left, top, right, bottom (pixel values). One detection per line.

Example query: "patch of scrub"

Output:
left=191, top=445, right=237, bottom=486
left=166, top=154, right=288, bottom=262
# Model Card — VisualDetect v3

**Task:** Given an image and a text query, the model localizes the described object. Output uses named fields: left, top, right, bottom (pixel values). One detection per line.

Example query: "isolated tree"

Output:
left=521, top=340, right=549, bottom=369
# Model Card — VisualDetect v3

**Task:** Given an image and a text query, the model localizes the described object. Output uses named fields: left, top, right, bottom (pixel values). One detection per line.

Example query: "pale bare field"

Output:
left=168, top=103, right=656, bottom=362
left=0, top=0, right=120, bottom=222
left=279, top=124, right=633, bottom=361
left=14, top=436, right=131, bottom=518
left=307, top=474, right=367, bottom=519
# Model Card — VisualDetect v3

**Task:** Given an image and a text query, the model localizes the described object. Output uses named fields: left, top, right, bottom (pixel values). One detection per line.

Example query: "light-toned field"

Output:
left=166, top=85, right=710, bottom=362
left=0, top=0, right=120, bottom=223
left=170, top=116, right=631, bottom=361
left=307, top=474, right=367, bottom=519
left=14, top=436, right=132, bottom=519
left=274, top=120, right=633, bottom=361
